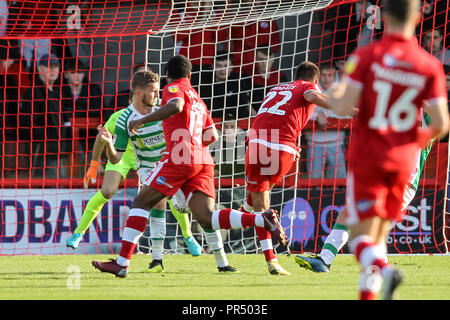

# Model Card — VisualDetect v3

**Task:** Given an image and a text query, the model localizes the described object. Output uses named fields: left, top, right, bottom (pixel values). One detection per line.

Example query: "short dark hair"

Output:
left=165, top=55, right=192, bottom=80
left=64, top=59, right=88, bottom=72
left=295, top=61, right=320, bottom=82
left=131, top=70, right=160, bottom=93
left=384, top=0, right=420, bottom=25
left=215, top=51, right=232, bottom=63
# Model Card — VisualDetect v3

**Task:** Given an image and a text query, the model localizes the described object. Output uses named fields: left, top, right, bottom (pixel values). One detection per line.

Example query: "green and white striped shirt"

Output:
left=114, top=102, right=166, bottom=170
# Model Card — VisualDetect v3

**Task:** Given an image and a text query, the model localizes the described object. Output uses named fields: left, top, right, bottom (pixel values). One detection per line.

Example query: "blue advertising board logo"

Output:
left=281, top=197, right=315, bottom=247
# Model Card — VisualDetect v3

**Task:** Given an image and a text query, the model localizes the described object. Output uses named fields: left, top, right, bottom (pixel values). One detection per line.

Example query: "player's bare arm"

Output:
left=202, top=125, right=219, bottom=147
left=91, top=125, right=107, bottom=162
left=304, top=90, right=331, bottom=110
left=128, top=98, right=185, bottom=133
left=327, top=78, right=362, bottom=116
left=98, top=125, right=124, bottom=164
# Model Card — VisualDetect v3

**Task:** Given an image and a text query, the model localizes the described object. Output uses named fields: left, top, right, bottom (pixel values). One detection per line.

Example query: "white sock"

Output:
left=151, top=239, right=164, bottom=260
left=204, top=230, right=228, bottom=267
left=320, top=223, right=350, bottom=266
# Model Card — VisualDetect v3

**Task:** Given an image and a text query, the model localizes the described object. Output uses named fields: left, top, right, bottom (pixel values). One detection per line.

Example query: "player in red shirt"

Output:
left=326, top=0, right=448, bottom=300
left=242, top=61, right=330, bottom=275
left=91, top=55, right=287, bottom=277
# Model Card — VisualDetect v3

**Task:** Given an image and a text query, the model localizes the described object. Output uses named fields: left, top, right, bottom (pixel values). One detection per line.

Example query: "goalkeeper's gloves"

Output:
left=83, top=160, right=100, bottom=188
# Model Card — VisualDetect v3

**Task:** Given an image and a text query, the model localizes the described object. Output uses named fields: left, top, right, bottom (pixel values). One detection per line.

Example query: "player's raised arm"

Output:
left=128, top=98, right=184, bottom=133
left=98, top=125, right=124, bottom=164
left=304, top=90, right=331, bottom=110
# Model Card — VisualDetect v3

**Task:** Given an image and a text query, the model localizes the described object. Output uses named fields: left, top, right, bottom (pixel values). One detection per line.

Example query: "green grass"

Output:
left=0, top=254, right=449, bottom=300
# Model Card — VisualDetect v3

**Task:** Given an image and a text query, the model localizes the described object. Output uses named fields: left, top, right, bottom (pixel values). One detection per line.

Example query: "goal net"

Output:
left=0, top=0, right=448, bottom=256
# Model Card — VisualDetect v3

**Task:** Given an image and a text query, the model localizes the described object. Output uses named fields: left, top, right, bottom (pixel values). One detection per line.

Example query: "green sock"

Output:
left=168, top=200, right=192, bottom=239
left=74, top=190, right=109, bottom=234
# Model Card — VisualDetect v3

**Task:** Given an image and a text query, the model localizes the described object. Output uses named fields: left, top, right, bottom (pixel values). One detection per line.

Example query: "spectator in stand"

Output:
left=61, top=58, right=102, bottom=155
left=419, top=0, right=448, bottom=35
left=210, top=112, right=246, bottom=180
left=333, top=56, right=346, bottom=82
left=62, top=59, right=102, bottom=119
left=0, top=40, right=30, bottom=178
left=441, top=64, right=450, bottom=142
left=0, top=0, right=7, bottom=37
left=229, top=0, right=281, bottom=75
left=7, top=1, right=62, bottom=73
left=172, top=1, right=228, bottom=95
left=245, top=45, right=287, bottom=114
left=421, top=27, right=450, bottom=66
left=305, top=63, right=349, bottom=180
left=20, top=54, right=71, bottom=179
left=202, top=51, right=251, bottom=119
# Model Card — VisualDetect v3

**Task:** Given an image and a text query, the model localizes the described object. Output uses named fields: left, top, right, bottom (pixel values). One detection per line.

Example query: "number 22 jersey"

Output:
left=248, top=80, right=321, bottom=151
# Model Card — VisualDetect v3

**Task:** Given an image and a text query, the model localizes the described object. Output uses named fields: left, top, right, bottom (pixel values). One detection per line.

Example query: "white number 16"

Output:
left=369, top=80, right=418, bottom=132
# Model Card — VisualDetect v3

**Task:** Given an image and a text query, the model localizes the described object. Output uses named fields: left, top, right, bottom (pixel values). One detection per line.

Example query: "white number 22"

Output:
left=258, top=90, right=292, bottom=116
left=369, top=80, right=418, bottom=132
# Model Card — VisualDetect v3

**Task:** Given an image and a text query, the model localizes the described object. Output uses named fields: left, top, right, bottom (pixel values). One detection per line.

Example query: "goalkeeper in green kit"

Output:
left=66, top=94, right=202, bottom=259
left=295, top=112, right=436, bottom=273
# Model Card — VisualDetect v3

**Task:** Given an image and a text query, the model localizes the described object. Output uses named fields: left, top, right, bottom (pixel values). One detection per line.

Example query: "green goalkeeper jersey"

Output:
left=114, top=100, right=165, bottom=170
left=105, top=108, right=136, bottom=169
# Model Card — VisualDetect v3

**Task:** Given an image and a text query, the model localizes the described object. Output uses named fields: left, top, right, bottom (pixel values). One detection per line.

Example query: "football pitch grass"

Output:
left=0, top=254, right=449, bottom=300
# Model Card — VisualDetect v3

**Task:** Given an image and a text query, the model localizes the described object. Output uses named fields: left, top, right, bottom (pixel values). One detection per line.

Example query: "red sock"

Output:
left=119, top=215, right=148, bottom=261
left=215, top=208, right=257, bottom=229
left=352, top=236, right=388, bottom=300
left=360, top=291, right=377, bottom=300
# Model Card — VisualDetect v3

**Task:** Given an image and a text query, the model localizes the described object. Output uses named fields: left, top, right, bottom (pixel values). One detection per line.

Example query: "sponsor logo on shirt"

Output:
left=168, top=85, right=179, bottom=93
left=345, top=55, right=359, bottom=75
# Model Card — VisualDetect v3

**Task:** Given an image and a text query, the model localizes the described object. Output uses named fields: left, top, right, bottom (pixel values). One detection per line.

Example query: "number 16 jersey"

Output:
left=345, top=34, right=447, bottom=173
left=248, top=80, right=321, bottom=150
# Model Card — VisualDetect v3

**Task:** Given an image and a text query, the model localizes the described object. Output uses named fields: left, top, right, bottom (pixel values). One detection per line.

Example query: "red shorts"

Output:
left=145, top=158, right=216, bottom=200
left=345, top=164, right=409, bottom=225
left=245, top=142, right=296, bottom=193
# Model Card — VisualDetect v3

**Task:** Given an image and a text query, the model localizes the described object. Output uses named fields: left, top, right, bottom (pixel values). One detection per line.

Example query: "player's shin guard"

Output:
left=211, top=208, right=265, bottom=230
left=320, top=223, right=350, bottom=266
left=117, top=208, right=149, bottom=267
left=150, top=208, right=166, bottom=261
left=350, top=235, right=391, bottom=300
left=203, top=229, right=228, bottom=268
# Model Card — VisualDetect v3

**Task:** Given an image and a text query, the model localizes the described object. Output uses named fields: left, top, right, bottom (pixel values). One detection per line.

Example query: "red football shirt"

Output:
left=345, top=34, right=447, bottom=172
left=248, top=80, right=321, bottom=150
left=161, top=78, right=215, bottom=166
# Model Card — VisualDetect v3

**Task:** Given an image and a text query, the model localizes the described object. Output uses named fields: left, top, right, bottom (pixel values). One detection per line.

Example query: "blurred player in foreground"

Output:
left=92, top=55, right=287, bottom=277
left=322, top=0, right=448, bottom=299
left=295, top=112, right=436, bottom=273
left=241, top=61, right=330, bottom=275
left=65, top=90, right=203, bottom=263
